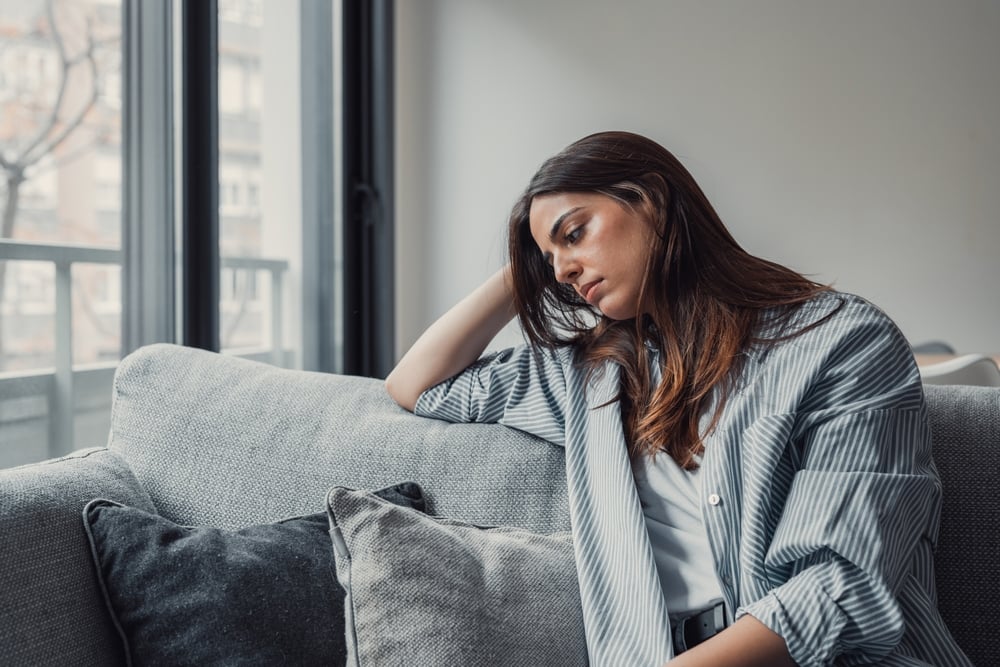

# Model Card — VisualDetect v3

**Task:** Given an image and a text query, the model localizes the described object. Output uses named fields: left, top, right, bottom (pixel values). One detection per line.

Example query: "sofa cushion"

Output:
left=108, top=344, right=570, bottom=533
left=326, top=486, right=588, bottom=666
left=82, top=482, right=426, bottom=666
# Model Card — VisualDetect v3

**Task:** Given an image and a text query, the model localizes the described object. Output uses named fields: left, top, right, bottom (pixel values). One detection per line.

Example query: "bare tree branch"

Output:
left=27, top=131, right=107, bottom=178
left=17, top=1, right=102, bottom=169
left=22, top=67, right=99, bottom=168
left=14, top=0, right=72, bottom=163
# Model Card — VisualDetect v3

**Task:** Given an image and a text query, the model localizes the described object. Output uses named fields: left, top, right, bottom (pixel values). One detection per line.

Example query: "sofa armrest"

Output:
left=0, top=448, right=157, bottom=666
left=924, top=384, right=1000, bottom=666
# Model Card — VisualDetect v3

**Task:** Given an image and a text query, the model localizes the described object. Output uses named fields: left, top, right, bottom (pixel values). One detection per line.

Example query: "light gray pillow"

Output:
left=325, top=487, right=588, bottom=666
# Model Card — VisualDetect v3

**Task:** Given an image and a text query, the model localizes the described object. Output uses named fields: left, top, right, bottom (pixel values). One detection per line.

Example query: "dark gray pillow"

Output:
left=326, top=486, right=589, bottom=666
left=82, top=482, right=425, bottom=667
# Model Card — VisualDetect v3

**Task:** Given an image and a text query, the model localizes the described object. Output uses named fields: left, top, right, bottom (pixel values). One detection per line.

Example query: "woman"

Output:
left=386, top=131, right=970, bottom=666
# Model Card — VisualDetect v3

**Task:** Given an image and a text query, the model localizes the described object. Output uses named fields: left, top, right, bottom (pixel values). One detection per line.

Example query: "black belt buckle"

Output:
left=672, top=599, right=728, bottom=655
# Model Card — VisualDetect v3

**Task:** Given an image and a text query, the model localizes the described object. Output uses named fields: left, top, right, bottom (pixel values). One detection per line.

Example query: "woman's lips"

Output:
left=580, top=280, right=602, bottom=304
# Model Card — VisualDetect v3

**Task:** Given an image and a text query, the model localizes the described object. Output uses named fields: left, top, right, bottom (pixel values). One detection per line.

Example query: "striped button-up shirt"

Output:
left=415, top=292, right=971, bottom=666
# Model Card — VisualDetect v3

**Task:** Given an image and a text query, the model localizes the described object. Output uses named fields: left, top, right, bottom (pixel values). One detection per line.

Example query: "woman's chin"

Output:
left=595, top=298, right=646, bottom=322
left=597, top=304, right=633, bottom=321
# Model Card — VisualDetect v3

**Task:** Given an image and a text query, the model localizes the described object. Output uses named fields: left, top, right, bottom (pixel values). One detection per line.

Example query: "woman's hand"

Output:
left=385, top=266, right=516, bottom=411
left=665, top=615, right=795, bottom=667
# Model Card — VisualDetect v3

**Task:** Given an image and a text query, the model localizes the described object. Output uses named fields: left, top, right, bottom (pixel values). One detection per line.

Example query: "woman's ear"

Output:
left=635, top=193, right=665, bottom=241
left=634, top=172, right=670, bottom=235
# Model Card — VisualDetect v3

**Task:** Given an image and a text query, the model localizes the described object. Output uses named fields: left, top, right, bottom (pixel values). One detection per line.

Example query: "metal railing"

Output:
left=0, top=239, right=288, bottom=463
left=221, top=254, right=288, bottom=368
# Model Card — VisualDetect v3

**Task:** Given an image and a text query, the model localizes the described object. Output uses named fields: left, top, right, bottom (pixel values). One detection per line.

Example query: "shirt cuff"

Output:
left=736, top=562, right=903, bottom=667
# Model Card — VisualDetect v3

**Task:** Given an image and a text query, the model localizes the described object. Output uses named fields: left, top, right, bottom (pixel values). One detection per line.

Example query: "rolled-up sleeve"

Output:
left=738, top=305, right=940, bottom=665
left=739, top=410, right=938, bottom=665
left=413, top=345, right=570, bottom=446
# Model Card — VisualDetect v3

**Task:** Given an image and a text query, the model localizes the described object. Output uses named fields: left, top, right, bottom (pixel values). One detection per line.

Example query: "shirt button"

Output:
left=708, top=493, right=721, bottom=506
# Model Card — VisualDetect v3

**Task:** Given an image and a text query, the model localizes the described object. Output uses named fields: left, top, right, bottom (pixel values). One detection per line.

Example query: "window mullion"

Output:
left=300, top=0, right=336, bottom=373
left=180, top=0, right=220, bottom=352
left=122, top=0, right=177, bottom=353
left=341, top=0, right=394, bottom=378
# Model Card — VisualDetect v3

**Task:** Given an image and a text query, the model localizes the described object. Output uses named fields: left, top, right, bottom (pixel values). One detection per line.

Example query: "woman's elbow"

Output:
left=384, top=372, right=417, bottom=412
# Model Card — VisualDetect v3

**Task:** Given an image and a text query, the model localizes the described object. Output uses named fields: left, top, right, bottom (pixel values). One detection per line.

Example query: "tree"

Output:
left=0, top=0, right=118, bottom=369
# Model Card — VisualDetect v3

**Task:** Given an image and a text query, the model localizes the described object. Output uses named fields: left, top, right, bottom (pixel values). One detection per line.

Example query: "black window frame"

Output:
left=341, top=0, right=395, bottom=378
left=133, top=0, right=395, bottom=376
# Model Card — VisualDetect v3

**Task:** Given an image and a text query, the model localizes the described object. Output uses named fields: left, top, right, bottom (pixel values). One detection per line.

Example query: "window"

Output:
left=1, top=0, right=393, bottom=468
left=216, top=3, right=305, bottom=364
left=0, top=0, right=123, bottom=468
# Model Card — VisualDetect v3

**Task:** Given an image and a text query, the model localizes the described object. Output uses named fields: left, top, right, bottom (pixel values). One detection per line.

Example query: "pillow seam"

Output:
left=81, top=498, right=135, bottom=667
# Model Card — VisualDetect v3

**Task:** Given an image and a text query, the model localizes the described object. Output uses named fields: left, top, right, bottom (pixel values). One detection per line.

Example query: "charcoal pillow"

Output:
left=82, top=482, right=425, bottom=667
left=326, top=486, right=588, bottom=666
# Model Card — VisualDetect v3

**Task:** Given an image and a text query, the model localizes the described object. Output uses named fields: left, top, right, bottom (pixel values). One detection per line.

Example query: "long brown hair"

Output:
left=508, top=131, right=838, bottom=469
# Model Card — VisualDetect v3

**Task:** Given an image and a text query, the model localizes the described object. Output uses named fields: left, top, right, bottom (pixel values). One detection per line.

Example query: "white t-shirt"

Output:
left=634, top=451, right=725, bottom=615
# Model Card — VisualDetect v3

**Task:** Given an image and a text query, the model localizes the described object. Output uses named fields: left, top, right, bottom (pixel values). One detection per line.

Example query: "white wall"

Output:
left=396, top=0, right=1000, bottom=357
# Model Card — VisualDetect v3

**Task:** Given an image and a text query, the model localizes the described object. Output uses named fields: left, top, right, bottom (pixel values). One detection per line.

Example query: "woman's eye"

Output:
left=565, top=227, right=582, bottom=244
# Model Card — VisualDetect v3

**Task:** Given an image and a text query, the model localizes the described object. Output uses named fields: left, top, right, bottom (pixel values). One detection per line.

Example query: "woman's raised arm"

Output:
left=385, top=266, right=516, bottom=412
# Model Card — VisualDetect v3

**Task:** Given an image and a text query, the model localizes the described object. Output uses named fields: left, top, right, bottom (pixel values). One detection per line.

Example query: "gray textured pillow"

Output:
left=325, top=487, right=588, bottom=666
left=82, top=482, right=427, bottom=666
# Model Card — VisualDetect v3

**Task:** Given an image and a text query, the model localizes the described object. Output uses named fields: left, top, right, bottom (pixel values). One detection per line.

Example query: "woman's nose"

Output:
left=553, top=253, right=580, bottom=284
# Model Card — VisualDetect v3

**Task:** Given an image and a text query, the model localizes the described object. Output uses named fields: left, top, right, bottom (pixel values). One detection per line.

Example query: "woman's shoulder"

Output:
left=814, top=290, right=902, bottom=334
left=764, top=289, right=896, bottom=336
left=755, top=289, right=912, bottom=367
left=753, top=290, right=924, bottom=414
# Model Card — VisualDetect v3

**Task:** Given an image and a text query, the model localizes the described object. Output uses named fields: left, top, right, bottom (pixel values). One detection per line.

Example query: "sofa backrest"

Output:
left=108, top=345, right=998, bottom=663
left=923, top=383, right=1000, bottom=666
left=107, top=344, right=571, bottom=533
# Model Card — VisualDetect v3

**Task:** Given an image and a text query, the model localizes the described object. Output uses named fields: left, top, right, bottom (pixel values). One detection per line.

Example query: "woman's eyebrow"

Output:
left=548, top=206, right=582, bottom=242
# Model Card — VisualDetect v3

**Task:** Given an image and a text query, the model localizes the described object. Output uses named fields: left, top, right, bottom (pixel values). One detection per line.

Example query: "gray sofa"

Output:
left=1, top=343, right=997, bottom=665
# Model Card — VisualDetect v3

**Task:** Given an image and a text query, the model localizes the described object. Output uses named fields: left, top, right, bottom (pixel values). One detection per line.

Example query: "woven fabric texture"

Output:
left=80, top=483, right=425, bottom=666
left=5, top=341, right=995, bottom=665
left=327, top=486, right=588, bottom=666
left=0, top=448, right=156, bottom=667
left=924, top=384, right=1000, bottom=667
left=108, top=344, right=570, bottom=532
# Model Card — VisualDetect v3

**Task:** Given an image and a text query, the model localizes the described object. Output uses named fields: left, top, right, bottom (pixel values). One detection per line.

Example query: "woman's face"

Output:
left=528, top=191, right=657, bottom=321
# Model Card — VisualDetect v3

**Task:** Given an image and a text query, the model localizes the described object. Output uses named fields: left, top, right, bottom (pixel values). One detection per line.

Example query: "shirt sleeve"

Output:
left=413, top=344, right=570, bottom=446
left=737, top=300, right=940, bottom=666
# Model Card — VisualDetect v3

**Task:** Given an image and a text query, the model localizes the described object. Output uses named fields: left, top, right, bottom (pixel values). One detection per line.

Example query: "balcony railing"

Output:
left=0, top=239, right=288, bottom=467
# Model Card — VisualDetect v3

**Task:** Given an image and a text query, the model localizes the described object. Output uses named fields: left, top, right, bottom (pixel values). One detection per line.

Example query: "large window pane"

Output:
left=0, top=0, right=122, bottom=466
left=217, top=0, right=304, bottom=369
left=2, top=0, right=356, bottom=467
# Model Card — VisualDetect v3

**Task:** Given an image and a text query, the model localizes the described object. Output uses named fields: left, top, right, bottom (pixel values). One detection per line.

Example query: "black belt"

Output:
left=671, top=600, right=728, bottom=655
